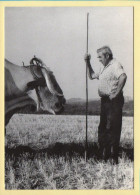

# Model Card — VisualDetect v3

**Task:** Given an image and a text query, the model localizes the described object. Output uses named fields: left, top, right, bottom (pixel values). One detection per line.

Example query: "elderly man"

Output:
left=85, top=46, right=127, bottom=164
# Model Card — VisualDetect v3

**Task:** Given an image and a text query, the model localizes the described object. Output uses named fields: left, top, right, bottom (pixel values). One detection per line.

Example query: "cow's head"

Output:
left=37, top=67, right=66, bottom=114
left=27, top=64, right=66, bottom=114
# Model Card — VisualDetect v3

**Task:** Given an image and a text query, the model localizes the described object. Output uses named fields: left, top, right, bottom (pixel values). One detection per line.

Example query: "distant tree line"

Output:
left=17, top=98, right=134, bottom=117
left=62, top=99, right=133, bottom=116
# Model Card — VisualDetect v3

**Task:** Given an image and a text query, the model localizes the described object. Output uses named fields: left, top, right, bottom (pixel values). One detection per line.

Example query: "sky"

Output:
left=5, top=7, right=133, bottom=100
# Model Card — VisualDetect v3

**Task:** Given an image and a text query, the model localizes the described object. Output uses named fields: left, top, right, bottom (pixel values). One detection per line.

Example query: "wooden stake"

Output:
left=85, top=13, right=89, bottom=162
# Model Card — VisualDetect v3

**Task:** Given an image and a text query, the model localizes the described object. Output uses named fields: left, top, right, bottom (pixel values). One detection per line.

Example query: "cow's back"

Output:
left=5, top=60, right=25, bottom=101
left=5, top=60, right=36, bottom=123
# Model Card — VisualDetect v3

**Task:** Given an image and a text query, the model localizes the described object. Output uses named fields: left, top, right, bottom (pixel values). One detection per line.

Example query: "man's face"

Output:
left=97, top=51, right=109, bottom=66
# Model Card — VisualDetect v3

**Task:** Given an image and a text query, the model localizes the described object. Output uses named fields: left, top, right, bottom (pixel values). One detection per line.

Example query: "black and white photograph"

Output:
left=5, top=7, right=133, bottom=189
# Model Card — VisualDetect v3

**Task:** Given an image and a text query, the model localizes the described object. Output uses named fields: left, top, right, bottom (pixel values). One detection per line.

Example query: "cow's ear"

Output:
left=27, top=78, right=46, bottom=90
left=27, top=81, right=37, bottom=90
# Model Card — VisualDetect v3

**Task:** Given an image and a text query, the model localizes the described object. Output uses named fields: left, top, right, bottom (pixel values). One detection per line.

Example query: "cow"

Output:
left=5, top=57, right=66, bottom=126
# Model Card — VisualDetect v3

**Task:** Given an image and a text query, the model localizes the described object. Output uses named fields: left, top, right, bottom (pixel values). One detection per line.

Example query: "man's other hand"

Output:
left=109, top=93, right=117, bottom=100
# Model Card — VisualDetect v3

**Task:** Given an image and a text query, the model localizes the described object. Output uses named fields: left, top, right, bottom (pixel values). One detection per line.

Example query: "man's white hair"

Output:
left=97, top=46, right=113, bottom=59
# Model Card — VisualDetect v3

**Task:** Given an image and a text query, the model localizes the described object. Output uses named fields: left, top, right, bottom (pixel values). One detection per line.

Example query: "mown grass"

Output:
left=5, top=115, right=133, bottom=189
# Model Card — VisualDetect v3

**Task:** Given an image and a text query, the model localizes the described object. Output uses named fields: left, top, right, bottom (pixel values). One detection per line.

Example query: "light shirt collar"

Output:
left=101, top=58, right=115, bottom=74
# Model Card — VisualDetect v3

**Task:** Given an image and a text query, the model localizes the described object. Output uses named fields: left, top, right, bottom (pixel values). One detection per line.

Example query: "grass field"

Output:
left=5, top=114, right=133, bottom=189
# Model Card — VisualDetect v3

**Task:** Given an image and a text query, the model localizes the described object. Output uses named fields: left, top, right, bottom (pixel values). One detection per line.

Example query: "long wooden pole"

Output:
left=85, top=13, right=89, bottom=161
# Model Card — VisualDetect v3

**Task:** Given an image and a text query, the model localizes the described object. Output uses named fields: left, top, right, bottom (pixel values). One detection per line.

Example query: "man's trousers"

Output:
left=98, top=93, right=124, bottom=163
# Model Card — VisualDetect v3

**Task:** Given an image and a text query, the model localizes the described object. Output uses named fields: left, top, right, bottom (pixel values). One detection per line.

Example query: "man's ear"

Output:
left=106, top=53, right=110, bottom=59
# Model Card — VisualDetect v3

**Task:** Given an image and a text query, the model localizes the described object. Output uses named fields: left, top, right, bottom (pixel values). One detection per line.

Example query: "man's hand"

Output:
left=109, top=93, right=117, bottom=100
left=84, top=53, right=91, bottom=62
left=109, top=73, right=127, bottom=101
